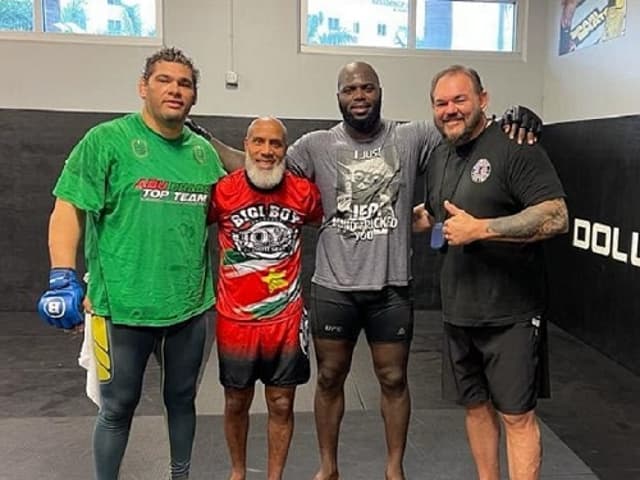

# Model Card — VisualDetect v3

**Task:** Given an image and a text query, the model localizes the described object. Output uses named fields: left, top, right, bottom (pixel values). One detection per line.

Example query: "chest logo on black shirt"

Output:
left=471, top=158, right=492, bottom=183
left=333, top=145, right=400, bottom=241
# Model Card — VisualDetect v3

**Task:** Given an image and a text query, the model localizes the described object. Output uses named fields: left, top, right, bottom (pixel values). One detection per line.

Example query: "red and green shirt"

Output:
left=209, top=169, right=322, bottom=322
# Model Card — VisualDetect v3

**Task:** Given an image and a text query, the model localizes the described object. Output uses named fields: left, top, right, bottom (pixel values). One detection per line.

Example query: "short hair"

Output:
left=246, top=117, right=288, bottom=144
left=142, top=47, right=200, bottom=90
left=429, top=65, right=484, bottom=103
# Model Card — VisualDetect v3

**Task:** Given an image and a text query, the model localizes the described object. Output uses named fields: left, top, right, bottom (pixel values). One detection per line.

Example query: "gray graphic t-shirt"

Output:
left=287, top=120, right=441, bottom=290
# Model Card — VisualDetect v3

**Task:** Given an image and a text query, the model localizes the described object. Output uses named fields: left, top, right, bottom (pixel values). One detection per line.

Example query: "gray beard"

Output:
left=437, top=108, right=485, bottom=147
left=245, top=155, right=286, bottom=189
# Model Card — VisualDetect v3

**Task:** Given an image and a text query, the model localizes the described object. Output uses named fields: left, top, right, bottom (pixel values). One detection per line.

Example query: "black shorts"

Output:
left=310, top=283, right=413, bottom=344
left=442, top=317, right=550, bottom=414
left=217, top=312, right=310, bottom=389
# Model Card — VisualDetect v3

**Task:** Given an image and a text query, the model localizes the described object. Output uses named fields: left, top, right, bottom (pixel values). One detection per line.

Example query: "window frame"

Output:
left=299, top=0, right=528, bottom=60
left=0, top=0, right=163, bottom=46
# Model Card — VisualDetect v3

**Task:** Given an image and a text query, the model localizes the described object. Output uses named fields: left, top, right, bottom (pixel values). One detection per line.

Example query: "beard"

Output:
left=436, top=106, right=485, bottom=147
left=339, top=94, right=382, bottom=134
left=245, top=152, right=286, bottom=190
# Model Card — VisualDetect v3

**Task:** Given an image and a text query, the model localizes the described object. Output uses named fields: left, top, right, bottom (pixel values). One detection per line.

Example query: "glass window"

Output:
left=305, top=0, right=408, bottom=48
left=302, top=0, right=521, bottom=54
left=417, top=1, right=515, bottom=51
left=1, top=0, right=160, bottom=40
left=107, top=18, right=122, bottom=34
left=44, top=0, right=156, bottom=37
left=0, top=0, right=35, bottom=32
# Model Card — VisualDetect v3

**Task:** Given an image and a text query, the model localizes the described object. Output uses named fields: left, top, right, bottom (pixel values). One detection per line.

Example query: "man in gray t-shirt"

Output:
left=204, top=63, right=438, bottom=479
left=287, top=109, right=439, bottom=290
left=285, top=62, right=442, bottom=480
left=194, top=61, right=538, bottom=480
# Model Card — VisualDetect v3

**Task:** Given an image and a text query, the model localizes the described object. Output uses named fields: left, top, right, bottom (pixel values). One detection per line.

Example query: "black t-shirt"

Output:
left=425, top=122, right=565, bottom=326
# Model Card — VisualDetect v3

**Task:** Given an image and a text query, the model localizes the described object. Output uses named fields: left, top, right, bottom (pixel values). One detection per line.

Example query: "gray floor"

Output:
left=1, top=310, right=639, bottom=479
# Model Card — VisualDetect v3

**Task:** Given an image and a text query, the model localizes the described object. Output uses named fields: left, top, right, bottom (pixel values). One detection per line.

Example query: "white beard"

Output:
left=245, top=153, right=286, bottom=189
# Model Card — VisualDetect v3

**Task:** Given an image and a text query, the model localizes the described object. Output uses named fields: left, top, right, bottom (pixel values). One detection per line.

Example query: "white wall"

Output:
left=0, top=0, right=547, bottom=121
left=544, top=0, right=640, bottom=123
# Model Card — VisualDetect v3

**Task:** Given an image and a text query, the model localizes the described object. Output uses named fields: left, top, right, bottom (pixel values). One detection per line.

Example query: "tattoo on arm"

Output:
left=487, top=198, right=569, bottom=242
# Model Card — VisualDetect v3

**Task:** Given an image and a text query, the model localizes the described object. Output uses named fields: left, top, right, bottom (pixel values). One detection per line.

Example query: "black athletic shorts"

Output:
left=310, top=283, right=413, bottom=343
left=442, top=316, right=550, bottom=414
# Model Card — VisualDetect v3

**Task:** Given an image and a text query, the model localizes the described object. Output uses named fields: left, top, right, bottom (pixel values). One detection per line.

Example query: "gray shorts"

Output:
left=310, top=283, right=413, bottom=344
left=442, top=317, right=550, bottom=414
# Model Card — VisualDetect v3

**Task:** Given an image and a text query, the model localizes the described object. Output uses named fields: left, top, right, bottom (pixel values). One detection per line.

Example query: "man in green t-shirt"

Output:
left=37, top=47, right=226, bottom=480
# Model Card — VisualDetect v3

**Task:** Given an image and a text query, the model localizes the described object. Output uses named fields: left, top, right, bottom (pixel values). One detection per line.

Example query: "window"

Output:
left=301, top=0, right=522, bottom=54
left=0, top=0, right=34, bottom=32
left=107, top=19, right=122, bottom=34
left=0, top=0, right=160, bottom=42
left=328, top=17, right=340, bottom=30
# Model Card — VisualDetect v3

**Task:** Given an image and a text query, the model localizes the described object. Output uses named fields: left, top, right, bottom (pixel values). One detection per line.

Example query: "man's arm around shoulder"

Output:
left=185, top=118, right=245, bottom=172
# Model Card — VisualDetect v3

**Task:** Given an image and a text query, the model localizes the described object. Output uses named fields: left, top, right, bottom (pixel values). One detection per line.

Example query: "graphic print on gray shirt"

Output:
left=334, top=143, right=400, bottom=241
left=287, top=120, right=441, bottom=291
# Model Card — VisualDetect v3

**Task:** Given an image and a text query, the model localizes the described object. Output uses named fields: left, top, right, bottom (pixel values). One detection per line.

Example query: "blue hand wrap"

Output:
left=37, top=268, right=85, bottom=329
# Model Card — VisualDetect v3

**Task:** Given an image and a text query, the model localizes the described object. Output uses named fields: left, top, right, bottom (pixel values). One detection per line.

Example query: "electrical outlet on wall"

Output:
left=225, top=71, right=239, bottom=89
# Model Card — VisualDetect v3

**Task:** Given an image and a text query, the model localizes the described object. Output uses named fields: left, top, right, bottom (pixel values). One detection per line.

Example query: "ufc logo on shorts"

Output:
left=45, top=298, right=66, bottom=318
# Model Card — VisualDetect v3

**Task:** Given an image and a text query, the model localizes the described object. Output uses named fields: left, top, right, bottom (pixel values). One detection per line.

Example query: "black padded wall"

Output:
left=542, top=115, right=640, bottom=375
left=0, top=109, right=440, bottom=313
left=1, top=110, right=120, bottom=314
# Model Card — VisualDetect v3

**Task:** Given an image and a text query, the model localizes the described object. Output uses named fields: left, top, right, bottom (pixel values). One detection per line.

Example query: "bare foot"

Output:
left=384, top=467, right=405, bottom=480
left=228, top=470, right=245, bottom=480
left=312, top=469, right=339, bottom=480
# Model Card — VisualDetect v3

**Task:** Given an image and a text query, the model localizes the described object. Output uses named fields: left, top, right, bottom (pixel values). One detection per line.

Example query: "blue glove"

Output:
left=37, top=268, right=85, bottom=329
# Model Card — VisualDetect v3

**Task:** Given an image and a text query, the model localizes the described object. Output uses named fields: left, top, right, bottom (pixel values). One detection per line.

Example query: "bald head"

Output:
left=337, top=62, right=380, bottom=91
left=245, top=116, right=288, bottom=143
left=336, top=62, right=383, bottom=137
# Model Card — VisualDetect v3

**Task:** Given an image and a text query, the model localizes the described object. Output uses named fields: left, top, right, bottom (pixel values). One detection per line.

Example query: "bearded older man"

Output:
left=207, top=117, right=323, bottom=480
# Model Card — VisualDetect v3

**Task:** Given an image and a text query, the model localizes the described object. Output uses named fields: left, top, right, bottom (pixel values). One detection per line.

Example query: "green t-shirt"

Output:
left=54, top=113, right=226, bottom=326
